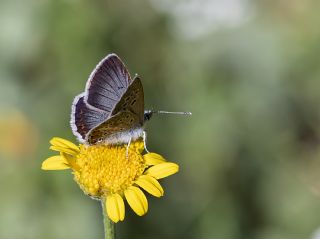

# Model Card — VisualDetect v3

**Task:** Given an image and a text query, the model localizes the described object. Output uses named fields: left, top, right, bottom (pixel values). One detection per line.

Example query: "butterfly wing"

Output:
left=86, top=111, right=140, bottom=144
left=70, top=93, right=108, bottom=142
left=111, top=76, right=144, bottom=122
left=86, top=76, right=145, bottom=144
left=85, top=53, right=132, bottom=113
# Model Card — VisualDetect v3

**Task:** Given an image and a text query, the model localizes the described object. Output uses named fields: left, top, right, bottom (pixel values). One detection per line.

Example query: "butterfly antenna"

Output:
left=144, top=110, right=192, bottom=121
left=154, top=110, right=192, bottom=115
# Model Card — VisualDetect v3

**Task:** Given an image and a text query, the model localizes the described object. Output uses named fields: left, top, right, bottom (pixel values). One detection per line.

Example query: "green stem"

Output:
left=101, top=199, right=115, bottom=239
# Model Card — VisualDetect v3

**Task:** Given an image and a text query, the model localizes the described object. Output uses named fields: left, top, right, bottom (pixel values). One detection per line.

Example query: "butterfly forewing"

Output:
left=85, top=54, right=132, bottom=113
left=111, top=76, right=144, bottom=124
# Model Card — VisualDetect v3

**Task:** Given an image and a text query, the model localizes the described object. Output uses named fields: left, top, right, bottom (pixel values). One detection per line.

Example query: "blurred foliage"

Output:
left=1, top=0, right=320, bottom=238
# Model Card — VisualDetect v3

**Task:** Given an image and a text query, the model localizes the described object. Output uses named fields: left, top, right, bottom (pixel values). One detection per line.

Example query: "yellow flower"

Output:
left=42, top=137, right=179, bottom=223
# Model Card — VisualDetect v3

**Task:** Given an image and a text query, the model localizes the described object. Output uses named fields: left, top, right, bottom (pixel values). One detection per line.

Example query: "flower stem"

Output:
left=101, top=199, right=115, bottom=239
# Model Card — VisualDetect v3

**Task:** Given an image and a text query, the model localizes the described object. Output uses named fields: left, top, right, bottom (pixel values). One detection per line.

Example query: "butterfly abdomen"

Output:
left=103, top=128, right=144, bottom=145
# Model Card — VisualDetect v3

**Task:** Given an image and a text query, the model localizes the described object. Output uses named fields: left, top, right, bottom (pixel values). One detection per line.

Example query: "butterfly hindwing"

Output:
left=71, top=93, right=108, bottom=142
left=86, top=111, right=140, bottom=144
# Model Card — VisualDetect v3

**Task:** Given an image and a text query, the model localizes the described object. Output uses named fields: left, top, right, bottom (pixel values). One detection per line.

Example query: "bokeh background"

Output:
left=1, top=0, right=320, bottom=238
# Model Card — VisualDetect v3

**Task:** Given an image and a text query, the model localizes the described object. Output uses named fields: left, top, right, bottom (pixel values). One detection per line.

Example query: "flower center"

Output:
left=73, top=142, right=146, bottom=197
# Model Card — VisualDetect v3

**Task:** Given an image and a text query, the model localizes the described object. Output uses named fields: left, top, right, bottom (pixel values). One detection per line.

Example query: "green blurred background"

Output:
left=1, top=0, right=320, bottom=238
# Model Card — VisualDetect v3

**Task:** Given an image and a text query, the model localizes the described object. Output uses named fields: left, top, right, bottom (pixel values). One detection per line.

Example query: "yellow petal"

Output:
left=50, top=146, right=79, bottom=156
left=143, top=153, right=166, bottom=166
left=145, top=162, right=179, bottom=179
left=106, top=194, right=125, bottom=223
left=135, top=175, right=164, bottom=197
left=50, top=137, right=79, bottom=155
left=124, top=186, right=148, bottom=216
left=41, top=156, right=70, bottom=170
left=61, top=152, right=80, bottom=171
left=50, top=137, right=79, bottom=151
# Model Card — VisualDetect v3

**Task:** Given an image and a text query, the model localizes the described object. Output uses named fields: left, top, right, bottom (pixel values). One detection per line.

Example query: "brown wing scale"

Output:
left=111, top=76, right=144, bottom=124
left=87, top=111, right=140, bottom=144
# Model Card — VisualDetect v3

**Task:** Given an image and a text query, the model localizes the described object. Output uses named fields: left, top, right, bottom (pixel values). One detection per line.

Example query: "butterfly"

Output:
left=70, top=53, right=150, bottom=145
left=70, top=53, right=191, bottom=146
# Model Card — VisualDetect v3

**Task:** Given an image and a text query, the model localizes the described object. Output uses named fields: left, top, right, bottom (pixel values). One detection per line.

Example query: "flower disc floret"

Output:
left=74, top=143, right=146, bottom=196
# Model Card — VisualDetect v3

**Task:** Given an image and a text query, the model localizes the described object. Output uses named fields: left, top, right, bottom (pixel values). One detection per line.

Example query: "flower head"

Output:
left=42, top=137, right=179, bottom=223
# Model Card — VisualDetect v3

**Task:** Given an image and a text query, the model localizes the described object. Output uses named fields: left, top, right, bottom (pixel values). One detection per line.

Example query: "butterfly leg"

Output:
left=126, top=137, right=132, bottom=159
left=143, top=131, right=149, bottom=153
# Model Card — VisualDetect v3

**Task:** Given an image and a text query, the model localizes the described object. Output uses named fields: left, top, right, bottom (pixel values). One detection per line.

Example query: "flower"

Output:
left=41, top=137, right=179, bottom=223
